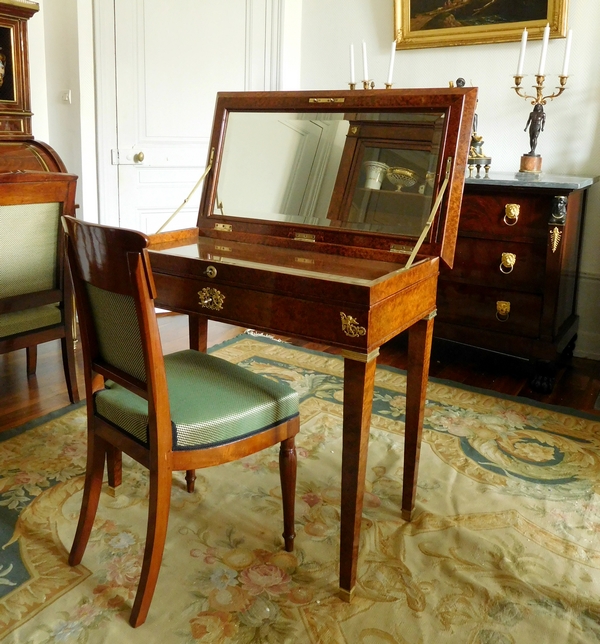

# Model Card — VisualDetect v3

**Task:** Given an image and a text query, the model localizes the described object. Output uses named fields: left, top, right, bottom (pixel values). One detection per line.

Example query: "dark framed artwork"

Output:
left=393, top=0, right=569, bottom=50
left=0, top=24, right=15, bottom=102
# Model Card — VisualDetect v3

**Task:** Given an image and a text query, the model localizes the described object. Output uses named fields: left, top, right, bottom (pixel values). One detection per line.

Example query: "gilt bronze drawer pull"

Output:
left=198, top=287, right=225, bottom=311
left=500, top=252, right=516, bottom=274
left=204, top=265, right=218, bottom=279
left=341, top=312, right=366, bottom=338
left=496, top=301, right=510, bottom=322
left=504, top=203, right=520, bottom=226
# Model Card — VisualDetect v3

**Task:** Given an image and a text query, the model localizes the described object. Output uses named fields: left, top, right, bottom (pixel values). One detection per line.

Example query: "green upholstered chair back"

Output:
left=85, top=282, right=147, bottom=383
left=62, top=216, right=159, bottom=393
left=0, top=202, right=60, bottom=297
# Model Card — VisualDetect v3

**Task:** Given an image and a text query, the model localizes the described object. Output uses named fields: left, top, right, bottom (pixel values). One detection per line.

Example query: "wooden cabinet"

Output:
left=436, top=172, right=596, bottom=390
left=0, top=1, right=65, bottom=172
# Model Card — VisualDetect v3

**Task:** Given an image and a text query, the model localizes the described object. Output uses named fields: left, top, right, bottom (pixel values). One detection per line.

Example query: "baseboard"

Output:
left=574, top=330, right=600, bottom=360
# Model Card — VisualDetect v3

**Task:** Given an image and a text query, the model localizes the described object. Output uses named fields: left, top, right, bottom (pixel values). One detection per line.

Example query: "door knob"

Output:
left=133, top=151, right=145, bottom=163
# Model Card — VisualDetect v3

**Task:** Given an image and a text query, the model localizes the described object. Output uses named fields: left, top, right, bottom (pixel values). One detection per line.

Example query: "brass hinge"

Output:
left=294, top=232, right=316, bottom=242
left=214, top=223, right=232, bottom=232
left=390, top=244, right=412, bottom=254
left=309, top=98, right=345, bottom=103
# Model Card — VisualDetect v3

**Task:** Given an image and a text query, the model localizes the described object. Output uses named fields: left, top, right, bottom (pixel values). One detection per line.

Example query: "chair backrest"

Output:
left=0, top=172, right=77, bottom=314
left=62, top=216, right=169, bottom=415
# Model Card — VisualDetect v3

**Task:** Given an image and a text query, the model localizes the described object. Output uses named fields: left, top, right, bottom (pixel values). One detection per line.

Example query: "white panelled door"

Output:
left=102, top=0, right=287, bottom=232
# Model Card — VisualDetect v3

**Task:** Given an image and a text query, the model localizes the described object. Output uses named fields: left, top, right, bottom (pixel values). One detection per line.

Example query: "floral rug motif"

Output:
left=2, top=335, right=600, bottom=643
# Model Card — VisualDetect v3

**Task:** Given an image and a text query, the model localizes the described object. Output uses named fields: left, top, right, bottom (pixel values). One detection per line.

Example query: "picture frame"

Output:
left=393, top=0, right=569, bottom=50
left=0, top=24, right=16, bottom=103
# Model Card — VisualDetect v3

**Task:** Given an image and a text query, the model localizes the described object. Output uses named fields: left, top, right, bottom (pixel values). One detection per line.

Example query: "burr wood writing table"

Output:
left=147, top=89, right=477, bottom=600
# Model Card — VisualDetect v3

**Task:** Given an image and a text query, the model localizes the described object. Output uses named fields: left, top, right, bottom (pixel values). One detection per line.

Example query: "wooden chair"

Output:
left=62, top=216, right=300, bottom=628
left=0, top=171, right=79, bottom=403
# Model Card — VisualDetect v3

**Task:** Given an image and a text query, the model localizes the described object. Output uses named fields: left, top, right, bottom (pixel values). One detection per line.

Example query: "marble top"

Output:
left=465, top=171, right=598, bottom=191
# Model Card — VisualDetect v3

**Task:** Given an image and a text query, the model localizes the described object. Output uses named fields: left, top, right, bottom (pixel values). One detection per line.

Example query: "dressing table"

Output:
left=148, top=88, right=477, bottom=599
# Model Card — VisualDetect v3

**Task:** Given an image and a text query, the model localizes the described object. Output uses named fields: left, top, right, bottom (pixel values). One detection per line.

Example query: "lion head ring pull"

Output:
left=504, top=203, right=520, bottom=226
left=496, top=301, right=511, bottom=322
left=500, top=252, right=516, bottom=274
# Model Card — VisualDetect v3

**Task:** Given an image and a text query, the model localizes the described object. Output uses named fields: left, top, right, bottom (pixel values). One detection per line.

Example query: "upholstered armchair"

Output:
left=0, top=171, right=79, bottom=403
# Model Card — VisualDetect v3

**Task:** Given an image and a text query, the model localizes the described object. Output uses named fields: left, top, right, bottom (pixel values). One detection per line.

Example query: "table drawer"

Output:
left=460, top=189, right=557, bottom=241
left=446, top=237, right=546, bottom=292
left=153, top=272, right=377, bottom=350
left=437, top=282, right=542, bottom=338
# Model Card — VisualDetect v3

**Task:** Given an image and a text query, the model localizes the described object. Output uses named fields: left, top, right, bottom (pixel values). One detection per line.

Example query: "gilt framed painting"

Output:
left=393, top=0, right=569, bottom=50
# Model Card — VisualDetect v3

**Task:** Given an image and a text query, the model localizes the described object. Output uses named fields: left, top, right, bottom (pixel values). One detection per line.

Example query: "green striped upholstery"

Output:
left=85, top=283, right=146, bottom=383
left=0, top=203, right=60, bottom=297
left=94, top=349, right=299, bottom=449
left=0, top=304, right=61, bottom=339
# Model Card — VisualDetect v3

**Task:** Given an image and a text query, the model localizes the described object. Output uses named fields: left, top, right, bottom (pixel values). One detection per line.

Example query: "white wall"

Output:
left=300, top=0, right=600, bottom=359
left=29, top=0, right=97, bottom=220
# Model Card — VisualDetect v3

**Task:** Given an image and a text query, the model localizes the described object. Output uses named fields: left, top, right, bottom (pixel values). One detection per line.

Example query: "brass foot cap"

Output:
left=339, top=587, right=355, bottom=603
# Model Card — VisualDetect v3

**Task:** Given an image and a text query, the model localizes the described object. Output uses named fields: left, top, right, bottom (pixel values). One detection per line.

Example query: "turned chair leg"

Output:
left=107, top=446, right=123, bottom=490
left=129, top=462, right=173, bottom=627
left=69, top=434, right=107, bottom=566
left=185, top=469, right=196, bottom=493
left=26, top=345, right=37, bottom=376
left=279, top=435, right=297, bottom=552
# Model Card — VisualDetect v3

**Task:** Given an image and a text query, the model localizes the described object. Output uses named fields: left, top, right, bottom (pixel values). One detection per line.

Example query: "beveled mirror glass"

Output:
left=213, top=111, right=445, bottom=238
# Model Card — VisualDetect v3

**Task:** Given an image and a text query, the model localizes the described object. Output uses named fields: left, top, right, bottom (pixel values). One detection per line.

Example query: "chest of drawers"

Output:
left=436, top=173, right=596, bottom=390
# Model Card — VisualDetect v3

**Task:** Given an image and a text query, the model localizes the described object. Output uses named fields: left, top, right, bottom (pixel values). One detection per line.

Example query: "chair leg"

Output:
left=185, top=469, right=196, bottom=493
left=26, top=345, right=37, bottom=376
left=106, top=446, right=123, bottom=490
left=279, top=436, right=297, bottom=552
left=69, top=433, right=107, bottom=566
left=129, top=462, right=172, bottom=627
left=61, top=335, right=80, bottom=404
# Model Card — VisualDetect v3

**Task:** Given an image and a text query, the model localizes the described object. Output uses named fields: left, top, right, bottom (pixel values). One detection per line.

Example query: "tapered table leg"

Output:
left=189, top=314, right=208, bottom=352
left=187, top=314, right=208, bottom=491
left=402, top=312, right=435, bottom=522
left=339, top=349, right=378, bottom=602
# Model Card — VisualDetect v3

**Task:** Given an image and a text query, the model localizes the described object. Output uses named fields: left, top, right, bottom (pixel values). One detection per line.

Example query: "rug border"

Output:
left=214, top=332, right=600, bottom=423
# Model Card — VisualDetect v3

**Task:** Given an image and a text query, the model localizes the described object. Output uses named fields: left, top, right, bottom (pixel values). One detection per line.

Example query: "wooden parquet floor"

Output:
left=2, top=314, right=599, bottom=435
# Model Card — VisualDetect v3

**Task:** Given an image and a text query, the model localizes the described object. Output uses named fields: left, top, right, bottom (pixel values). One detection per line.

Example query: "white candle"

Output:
left=537, top=23, right=550, bottom=76
left=362, top=41, right=369, bottom=81
left=350, top=44, right=355, bottom=84
left=387, top=40, right=396, bottom=85
left=516, top=28, right=527, bottom=76
left=561, top=29, right=572, bottom=76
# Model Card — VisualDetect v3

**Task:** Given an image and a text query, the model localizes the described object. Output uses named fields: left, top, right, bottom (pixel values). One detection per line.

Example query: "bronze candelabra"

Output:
left=513, top=74, right=569, bottom=173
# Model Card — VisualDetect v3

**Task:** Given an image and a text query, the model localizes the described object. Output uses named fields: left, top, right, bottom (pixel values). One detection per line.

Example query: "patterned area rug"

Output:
left=2, top=335, right=600, bottom=643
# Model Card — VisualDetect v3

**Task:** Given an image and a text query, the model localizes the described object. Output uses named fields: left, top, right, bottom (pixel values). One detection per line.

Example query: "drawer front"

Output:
left=445, top=237, right=546, bottom=292
left=153, top=272, right=373, bottom=350
left=460, top=189, right=556, bottom=241
left=437, top=282, right=542, bottom=338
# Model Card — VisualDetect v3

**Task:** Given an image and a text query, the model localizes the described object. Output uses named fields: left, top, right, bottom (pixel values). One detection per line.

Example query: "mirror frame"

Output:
left=198, top=88, right=477, bottom=267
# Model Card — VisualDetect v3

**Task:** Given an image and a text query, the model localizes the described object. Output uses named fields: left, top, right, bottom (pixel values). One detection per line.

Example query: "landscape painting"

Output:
left=394, top=0, right=569, bottom=49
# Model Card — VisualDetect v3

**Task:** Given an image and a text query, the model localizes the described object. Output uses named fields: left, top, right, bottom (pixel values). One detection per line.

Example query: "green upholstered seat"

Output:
left=95, top=349, right=299, bottom=449
left=0, top=303, right=62, bottom=338
left=85, top=282, right=298, bottom=450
